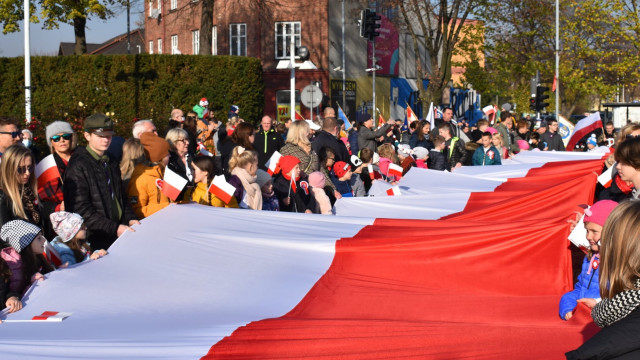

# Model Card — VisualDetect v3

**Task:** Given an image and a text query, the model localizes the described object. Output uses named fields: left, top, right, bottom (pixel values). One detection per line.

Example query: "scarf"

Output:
left=592, top=278, right=640, bottom=328
left=230, top=167, right=262, bottom=210
left=614, top=173, right=634, bottom=194
left=21, top=186, right=41, bottom=225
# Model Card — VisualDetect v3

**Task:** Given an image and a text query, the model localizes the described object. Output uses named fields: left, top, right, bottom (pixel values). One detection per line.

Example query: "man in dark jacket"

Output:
left=63, top=114, right=139, bottom=250
left=253, top=115, right=284, bottom=170
left=439, top=123, right=467, bottom=171
left=311, top=117, right=350, bottom=164
left=540, top=118, right=565, bottom=151
left=357, top=113, right=393, bottom=152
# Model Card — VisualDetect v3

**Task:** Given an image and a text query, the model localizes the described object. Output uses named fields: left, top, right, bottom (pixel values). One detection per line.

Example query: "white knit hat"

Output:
left=46, top=121, right=73, bottom=146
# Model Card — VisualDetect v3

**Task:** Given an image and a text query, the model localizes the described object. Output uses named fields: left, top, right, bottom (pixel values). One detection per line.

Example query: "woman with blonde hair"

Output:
left=0, top=145, right=41, bottom=229
left=280, top=119, right=318, bottom=178
left=566, top=201, right=640, bottom=359
left=165, top=127, right=193, bottom=184
left=119, top=138, right=145, bottom=187
left=228, top=146, right=262, bottom=210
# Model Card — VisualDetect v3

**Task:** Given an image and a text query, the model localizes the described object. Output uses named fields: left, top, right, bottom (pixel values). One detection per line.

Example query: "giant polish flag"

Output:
left=35, top=154, right=60, bottom=190
left=0, top=153, right=606, bottom=359
left=566, top=112, right=603, bottom=151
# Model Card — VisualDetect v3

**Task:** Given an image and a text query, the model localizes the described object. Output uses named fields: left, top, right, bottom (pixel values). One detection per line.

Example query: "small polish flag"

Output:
left=407, top=104, right=419, bottom=123
left=387, top=163, right=403, bottom=178
left=289, top=174, right=297, bottom=194
left=386, top=186, right=401, bottom=196
left=2, top=311, right=73, bottom=322
left=36, top=154, right=60, bottom=190
left=160, top=167, right=188, bottom=201
left=266, top=151, right=283, bottom=175
left=209, top=175, right=235, bottom=204
left=32, top=311, right=72, bottom=321
left=295, top=111, right=305, bottom=121
left=44, top=241, right=63, bottom=268
left=367, top=164, right=375, bottom=180
left=598, top=165, right=614, bottom=188
left=483, top=105, right=496, bottom=123
left=197, top=142, right=213, bottom=157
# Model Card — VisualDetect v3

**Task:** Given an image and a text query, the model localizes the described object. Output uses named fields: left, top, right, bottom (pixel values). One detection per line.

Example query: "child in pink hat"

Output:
left=559, top=200, right=619, bottom=320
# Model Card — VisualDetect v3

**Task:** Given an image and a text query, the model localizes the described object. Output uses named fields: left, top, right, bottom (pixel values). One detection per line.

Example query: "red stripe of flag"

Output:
left=566, top=112, right=603, bottom=151
left=161, top=167, right=188, bottom=201
left=387, top=163, right=403, bottom=178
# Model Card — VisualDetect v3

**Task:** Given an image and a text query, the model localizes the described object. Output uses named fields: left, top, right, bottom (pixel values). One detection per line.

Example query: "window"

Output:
left=212, top=26, right=217, bottom=55
left=275, top=22, right=301, bottom=59
left=149, top=40, right=154, bottom=54
left=149, top=0, right=153, bottom=16
left=170, top=0, right=176, bottom=10
left=192, top=30, right=200, bottom=55
left=171, top=35, right=179, bottom=54
left=158, top=38, right=163, bottom=54
left=157, top=0, right=161, bottom=13
left=229, top=23, right=246, bottom=56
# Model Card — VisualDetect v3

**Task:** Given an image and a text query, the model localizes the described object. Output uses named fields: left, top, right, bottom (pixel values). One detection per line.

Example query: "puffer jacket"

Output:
left=1, top=247, right=23, bottom=294
left=50, top=237, right=87, bottom=265
left=472, top=146, right=502, bottom=166
left=63, top=146, right=137, bottom=250
left=444, top=137, right=467, bottom=171
left=559, top=254, right=600, bottom=319
left=127, top=163, right=171, bottom=219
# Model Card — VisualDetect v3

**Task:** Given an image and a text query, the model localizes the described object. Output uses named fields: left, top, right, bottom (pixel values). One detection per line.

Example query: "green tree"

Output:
left=0, top=0, right=127, bottom=54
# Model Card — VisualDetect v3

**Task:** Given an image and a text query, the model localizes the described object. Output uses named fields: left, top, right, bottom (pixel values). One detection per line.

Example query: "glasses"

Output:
left=0, top=131, right=22, bottom=138
left=17, top=164, right=34, bottom=175
left=51, top=134, right=73, bottom=142
left=176, top=138, right=189, bottom=143
left=626, top=134, right=640, bottom=140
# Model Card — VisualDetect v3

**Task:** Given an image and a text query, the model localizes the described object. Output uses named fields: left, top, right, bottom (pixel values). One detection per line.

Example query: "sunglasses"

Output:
left=0, top=131, right=22, bottom=138
left=626, top=134, right=640, bottom=140
left=17, top=164, right=34, bottom=175
left=51, top=134, right=73, bottom=142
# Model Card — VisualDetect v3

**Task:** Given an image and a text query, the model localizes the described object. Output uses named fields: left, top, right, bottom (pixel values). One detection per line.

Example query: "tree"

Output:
left=467, top=0, right=638, bottom=116
left=0, top=0, right=127, bottom=54
left=387, top=0, right=478, bottom=110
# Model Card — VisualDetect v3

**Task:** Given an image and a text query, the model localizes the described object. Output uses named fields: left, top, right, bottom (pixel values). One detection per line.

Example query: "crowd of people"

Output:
left=0, top=100, right=640, bottom=357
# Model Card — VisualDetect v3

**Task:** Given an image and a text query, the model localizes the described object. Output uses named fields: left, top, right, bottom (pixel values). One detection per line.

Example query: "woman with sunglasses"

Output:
left=38, top=121, right=77, bottom=238
left=0, top=145, right=42, bottom=235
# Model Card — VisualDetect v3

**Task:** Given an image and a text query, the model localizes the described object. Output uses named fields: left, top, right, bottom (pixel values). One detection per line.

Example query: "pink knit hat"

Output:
left=517, top=139, right=530, bottom=150
left=308, top=171, right=325, bottom=188
left=584, top=200, right=619, bottom=227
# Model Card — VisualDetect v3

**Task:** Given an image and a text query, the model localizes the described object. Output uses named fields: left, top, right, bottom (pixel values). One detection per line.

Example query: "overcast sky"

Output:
left=0, top=3, right=144, bottom=57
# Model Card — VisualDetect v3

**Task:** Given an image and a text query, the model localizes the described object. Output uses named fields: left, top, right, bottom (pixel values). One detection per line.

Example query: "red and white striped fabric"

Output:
left=159, top=167, right=188, bottom=201
left=406, top=104, right=419, bottom=123
left=0, top=152, right=608, bottom=359
left=387, top=163, right=403, bottom=178
left=208, top=175, right=235, bottom=204
left=266, top=151, right=282, bottom=175
left=566, top=112, right=603, bottom=151
left=385, top=186, right=401, bottom=196
left=35, top=154, right=60, bottom=190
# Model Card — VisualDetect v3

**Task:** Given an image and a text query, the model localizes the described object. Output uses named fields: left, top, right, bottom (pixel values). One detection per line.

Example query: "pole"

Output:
left=555, top=0, right=559, bottom=120
left=536, top=69, right=540, bottom=120
left=341, top=0, right=346, bottom=113
left=290, top=25, right=296, bottom=120
left=372, top=40, right=376, bottom=123
left=127, top=0, right=131, bottom=54
left=24, top=0, right=31, bottom=123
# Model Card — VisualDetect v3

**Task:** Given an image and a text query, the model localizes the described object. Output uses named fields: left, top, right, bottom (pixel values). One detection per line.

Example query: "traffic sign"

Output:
left=301, top=84, right=322, bottom=109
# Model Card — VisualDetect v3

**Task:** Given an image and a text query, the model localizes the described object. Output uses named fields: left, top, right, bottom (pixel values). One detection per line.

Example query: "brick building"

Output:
left=144, top=0, right=484, bottom=123
left=144, top=0, right=329, bottom=122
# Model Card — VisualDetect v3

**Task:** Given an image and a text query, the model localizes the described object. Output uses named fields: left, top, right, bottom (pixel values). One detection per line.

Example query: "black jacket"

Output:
left=444, top=137, right=467, bottom=170
left=273, top=174, right=316, bottom=213
left=566, top=307, right=640, bottom=360
left=63, top=146, right=137, bottom=250
left=540, top=131, right=566, bottom=151
left=312, top=130, right=350, bottom=164
left=427, top=149, right=447, bottom=171
left=253, top=128, right=284, bottom=171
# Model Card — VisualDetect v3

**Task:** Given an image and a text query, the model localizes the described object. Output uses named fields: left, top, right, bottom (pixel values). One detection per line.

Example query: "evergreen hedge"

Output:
left=0, top=54, right=264, bottom=147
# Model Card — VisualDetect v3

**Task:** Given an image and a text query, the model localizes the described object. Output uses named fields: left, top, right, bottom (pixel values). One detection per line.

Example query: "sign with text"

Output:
left=330, top=80, right=357, bottom=123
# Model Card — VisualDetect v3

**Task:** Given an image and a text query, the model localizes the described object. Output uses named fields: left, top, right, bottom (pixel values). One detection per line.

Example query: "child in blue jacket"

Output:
left=472, top=132, right=502, bottom=166
left=559, top=200, right=618, bottom=320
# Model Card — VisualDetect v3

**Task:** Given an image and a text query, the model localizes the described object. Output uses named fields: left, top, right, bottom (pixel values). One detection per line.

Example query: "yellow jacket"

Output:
left=188, top=182, right=239, bottom=208
left=127, top=163, right=171, bottom=219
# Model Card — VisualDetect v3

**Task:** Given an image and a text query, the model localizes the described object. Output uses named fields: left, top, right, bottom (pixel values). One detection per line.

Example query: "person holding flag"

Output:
left=127, top=133, right=172, bottom=219
left=273, top=156, right=315, bottom=213
left=38, top=121, right=77, bottom=238
left=357, top=113, right=394, bottom=153
left=187, top=156, right=238, bottom=208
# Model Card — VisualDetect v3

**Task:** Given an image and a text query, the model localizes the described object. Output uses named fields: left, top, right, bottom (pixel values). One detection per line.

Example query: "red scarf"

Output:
left=615, top=173, right=634, bottom=194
